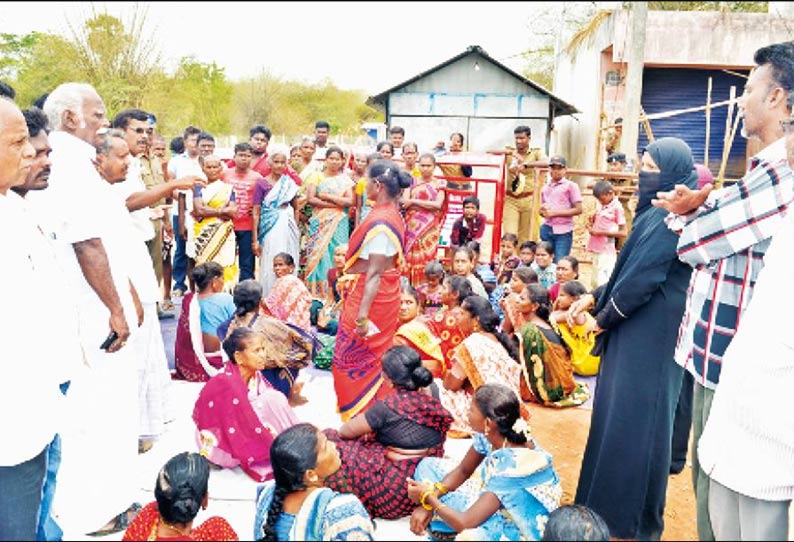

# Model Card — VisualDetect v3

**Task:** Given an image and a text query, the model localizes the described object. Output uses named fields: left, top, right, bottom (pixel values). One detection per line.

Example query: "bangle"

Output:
left=433, top=482, right=448, bottom=496
left=420, top=489, right=435, bottom=511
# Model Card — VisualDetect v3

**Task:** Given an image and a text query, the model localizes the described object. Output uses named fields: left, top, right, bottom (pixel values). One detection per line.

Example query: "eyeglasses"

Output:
left=781, top=118, right=794, bottom=135
left=130, top=127, right=154, bottom=135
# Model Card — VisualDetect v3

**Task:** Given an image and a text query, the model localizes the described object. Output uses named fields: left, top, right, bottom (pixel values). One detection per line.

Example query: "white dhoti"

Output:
left=135, top=303, right=173, bottom=438
left=53, top=342, right=139, bottom=535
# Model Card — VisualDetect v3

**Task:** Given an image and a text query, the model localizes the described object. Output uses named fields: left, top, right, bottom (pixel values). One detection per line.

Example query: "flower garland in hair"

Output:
left=511, top=418, right=532, bottom=440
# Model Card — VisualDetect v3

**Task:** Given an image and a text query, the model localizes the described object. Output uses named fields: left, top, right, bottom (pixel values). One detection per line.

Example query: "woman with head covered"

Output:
left=572, top=137, right=698, bottom=539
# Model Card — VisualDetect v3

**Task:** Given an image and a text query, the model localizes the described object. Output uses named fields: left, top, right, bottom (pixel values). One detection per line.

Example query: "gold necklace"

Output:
left=157, top=517, right=191, bottom=538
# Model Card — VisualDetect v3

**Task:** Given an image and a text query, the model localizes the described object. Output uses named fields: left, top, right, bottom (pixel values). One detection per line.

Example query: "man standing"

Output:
left=694, top=101, right=794, bottom=541
left=0, top=96, right=64, bottom=542
left=653, top=41, right=794, bottom=541
left=32, top=82, right=142, bottom=536
left=111, top=110, right=202, bottom=451
left=539, top=155, right=582, bottom=261
left=197, top=131, right=216, bottom=157
left=313, top=120, right=331, bottom=160
left=505, top=125, right=545, bottom=243
left=224, top=142, right=262, bottom=281
left=11, top=106, right=83, bottom=542
left=229, top=125, right=302, bottom=184
left=388, top=125, right=405, bottom=157
left=168, top=125, right=204, bottom=296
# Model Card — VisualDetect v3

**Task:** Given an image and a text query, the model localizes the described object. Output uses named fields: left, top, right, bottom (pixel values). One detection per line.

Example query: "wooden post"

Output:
left=621, top=2, right=648, bottom=166
left=596, top=82, right=606, bottom=168
left=639, top=106, right=655, bottom=142
left=716, top=86, right=738, bottom=187
left=705, top=77, right=712, bottom=168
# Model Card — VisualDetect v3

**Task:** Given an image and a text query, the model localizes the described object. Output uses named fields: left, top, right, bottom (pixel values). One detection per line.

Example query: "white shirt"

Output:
left=167, top=152, right=204, bottom=218
left=112, top=155, right=155, bottom=242
left=698, top=201, right=794, bottom=501
left=27, top=131, right=137, bottom=348
left=0, top=191, right=68, bottom=465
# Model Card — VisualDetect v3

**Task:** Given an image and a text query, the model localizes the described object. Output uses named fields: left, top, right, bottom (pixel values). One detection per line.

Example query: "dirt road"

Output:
left=527, top=403, right=697, bottom=541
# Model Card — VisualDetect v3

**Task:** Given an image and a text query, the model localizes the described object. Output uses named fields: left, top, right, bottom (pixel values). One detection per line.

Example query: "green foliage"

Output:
left=230, top=74, right=382, bottom=140
left=4, top=8, right=381, bottom=141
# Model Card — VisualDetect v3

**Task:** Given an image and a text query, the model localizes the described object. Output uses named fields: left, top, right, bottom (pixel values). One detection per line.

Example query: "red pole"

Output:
left=491, top=153, right=507, bottom=265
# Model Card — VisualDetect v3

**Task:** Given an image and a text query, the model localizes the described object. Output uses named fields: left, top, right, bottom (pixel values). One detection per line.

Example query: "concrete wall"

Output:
left=553, top=9, right=794, bottom=172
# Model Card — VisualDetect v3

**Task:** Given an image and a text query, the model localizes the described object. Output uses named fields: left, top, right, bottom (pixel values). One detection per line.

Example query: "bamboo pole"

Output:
left=705, top=77, right=712, bottom=168
left=716, top=86, right=739, bottom=188
left=639, top=106, right=655, bottom=142
left=596, top=81, right=606, bottom=167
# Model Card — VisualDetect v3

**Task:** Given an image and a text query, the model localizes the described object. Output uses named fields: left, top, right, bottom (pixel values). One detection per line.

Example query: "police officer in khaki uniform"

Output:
left=505, top=125, right=545, bottom=243
left=605, top=151, right=636, bottom=250
left=139, top=115, right=169, bottom=312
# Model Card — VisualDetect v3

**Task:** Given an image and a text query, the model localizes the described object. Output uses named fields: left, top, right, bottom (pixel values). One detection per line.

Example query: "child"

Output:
left=550, top=280, right=600, bottom=376
left=587, top=180, right=626, bottom=289
left=499, top=266, right=539, bottom=334
left=530, top=241, right=557, bottom=289
left=311, top=244, right=348, bottom=335
left=449, top=196, right=486, bottom=248
left=494, top=233, right=521, bottom=285
left=416, top=260, right=445, bottom=317
left=518, top=240, right=536, bottom=267
left=452, top=246, right=488, bottom=298
left=467, top=241, right=497, bottom=297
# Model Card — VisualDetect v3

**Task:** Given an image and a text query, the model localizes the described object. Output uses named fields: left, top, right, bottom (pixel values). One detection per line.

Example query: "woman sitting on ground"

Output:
left=393, top=283, right=445, bottom=378
left=548, top=255, right=579, bottom=303
left=253, top=423, right=375, bottom=541
left=174, top=262, right=236, bottom=382
left=425, top=275, right=474, bottom=371
left=193, top=328, right=299, bottom=482
left=407, top=384, right=561, bottom=541
left=499, top=266, right=539, bottom=334
left=123, top=452, right=238, bottom=541
left=324, top=346, right=453, bottom=520
left=438, top=295, right=522, bottom=437
left=262, top=253, right=313, bottom=331
left=221, top=280, right=313, bottom=405
left=516, top=284, right=589, bottom=408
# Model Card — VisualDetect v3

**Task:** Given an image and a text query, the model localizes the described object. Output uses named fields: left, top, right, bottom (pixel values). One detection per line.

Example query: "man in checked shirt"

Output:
left=653, top=41, right=794, bottom=541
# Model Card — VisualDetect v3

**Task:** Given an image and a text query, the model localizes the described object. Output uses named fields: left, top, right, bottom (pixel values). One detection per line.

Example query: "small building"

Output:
left=552, top=8, right=794, bottom=180
left=367, top=45, right=578, bottom=153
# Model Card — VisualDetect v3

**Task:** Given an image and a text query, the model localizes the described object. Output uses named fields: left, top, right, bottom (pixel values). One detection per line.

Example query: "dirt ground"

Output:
left=526, top=403, right=697, bottom=541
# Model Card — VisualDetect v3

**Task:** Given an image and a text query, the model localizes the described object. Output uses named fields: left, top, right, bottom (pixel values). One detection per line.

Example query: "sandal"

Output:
left=87, top=502, right=142, bottom=537
left=161, top=299, right=175, bottom=311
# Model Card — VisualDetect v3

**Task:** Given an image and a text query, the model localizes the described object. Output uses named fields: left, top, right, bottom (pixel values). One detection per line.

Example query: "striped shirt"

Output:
left=673, top=138, right=794, bottom=389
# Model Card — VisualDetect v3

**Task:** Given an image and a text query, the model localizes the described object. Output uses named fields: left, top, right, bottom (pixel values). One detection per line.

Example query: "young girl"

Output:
left=499, top=266, right=539, bottom=334
left=263, top=253, right=313, bottom=331
left=452, top=246, right=488, bottom=299
left=550, top=280, right=600, bottom=376
left=530, top=241, right=557, bottom=289
left=515, top=284, right=589, bottom=408
left=416, top=260, right=444, bottom=317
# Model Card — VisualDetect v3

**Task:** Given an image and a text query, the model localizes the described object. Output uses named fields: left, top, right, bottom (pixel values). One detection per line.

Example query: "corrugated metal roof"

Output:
left=367, top=45, right=579, bottom=117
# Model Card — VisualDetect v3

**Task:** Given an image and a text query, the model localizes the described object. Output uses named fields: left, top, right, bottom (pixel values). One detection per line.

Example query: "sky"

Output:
left=0, top=1, right=545, bottom=95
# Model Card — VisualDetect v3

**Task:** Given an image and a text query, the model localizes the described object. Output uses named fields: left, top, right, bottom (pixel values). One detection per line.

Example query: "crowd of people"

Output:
left=1, top=39, right=793, bottom=542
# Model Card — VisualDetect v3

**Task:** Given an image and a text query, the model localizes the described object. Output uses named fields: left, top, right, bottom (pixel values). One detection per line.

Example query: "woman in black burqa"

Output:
left=574, top=137, right=698, bottom=540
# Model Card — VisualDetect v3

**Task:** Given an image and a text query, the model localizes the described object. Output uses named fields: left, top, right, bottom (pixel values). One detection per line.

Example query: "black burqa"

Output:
left=575, top=138, right=697, bottom=540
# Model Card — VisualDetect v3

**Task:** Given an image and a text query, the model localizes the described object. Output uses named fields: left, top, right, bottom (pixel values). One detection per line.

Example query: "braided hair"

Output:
left=260, top=424, right=320, bottom=541
left=461, top=295, right=518, bottom=361
left=155, top=452, right=210, bottom=526
left=474, top=384, right=527, bottom=445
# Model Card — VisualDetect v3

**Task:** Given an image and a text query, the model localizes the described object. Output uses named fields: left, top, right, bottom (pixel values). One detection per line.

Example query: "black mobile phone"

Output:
left=99, top=331, right=119, bottom=351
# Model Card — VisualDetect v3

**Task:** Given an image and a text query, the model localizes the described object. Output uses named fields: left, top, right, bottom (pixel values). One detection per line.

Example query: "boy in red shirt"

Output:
left=223, top=142, right=262, bottom=281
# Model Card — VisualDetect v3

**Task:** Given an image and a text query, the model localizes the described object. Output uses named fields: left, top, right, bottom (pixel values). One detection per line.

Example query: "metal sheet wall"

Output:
left=637, top=67, right=749, bottom=179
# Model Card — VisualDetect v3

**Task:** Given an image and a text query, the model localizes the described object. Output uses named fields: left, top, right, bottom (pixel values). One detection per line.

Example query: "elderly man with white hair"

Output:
left=27, top=82, right=143, bottom=537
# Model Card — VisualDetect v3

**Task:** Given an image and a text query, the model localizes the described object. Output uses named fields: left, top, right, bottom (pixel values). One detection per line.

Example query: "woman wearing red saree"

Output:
left=402, top=153, right=446, bottom=286
left=123, top=452, right=237, bottom=541
left=332, top=160, right=411, bottom=422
